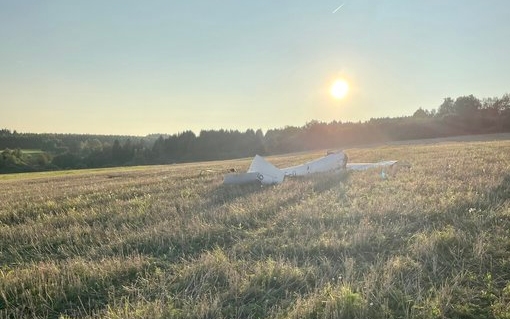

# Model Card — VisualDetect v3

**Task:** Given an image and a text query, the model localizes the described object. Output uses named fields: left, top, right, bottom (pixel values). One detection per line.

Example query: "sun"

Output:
left=330, top=79, right=349, bottom=99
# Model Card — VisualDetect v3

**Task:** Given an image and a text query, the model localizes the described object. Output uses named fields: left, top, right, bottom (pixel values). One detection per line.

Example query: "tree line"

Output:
left=1, top=93, right=509, bottom=173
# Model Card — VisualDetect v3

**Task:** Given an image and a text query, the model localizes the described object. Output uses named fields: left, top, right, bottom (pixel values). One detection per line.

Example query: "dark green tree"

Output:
left=413, top=108, right=428, bottom=118
left=112, top=139, right=123, bottom=164
left=453, top=95, right=481, bottom=118
left=437, top=97, right=455, bottom=117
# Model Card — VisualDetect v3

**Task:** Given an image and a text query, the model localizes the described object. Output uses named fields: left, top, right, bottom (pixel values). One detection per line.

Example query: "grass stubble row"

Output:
left=0, top=139, right=509, bottom=318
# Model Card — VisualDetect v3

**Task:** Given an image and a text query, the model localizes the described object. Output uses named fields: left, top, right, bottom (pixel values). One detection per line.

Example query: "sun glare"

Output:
left=330, top=79, right=349, bottom=99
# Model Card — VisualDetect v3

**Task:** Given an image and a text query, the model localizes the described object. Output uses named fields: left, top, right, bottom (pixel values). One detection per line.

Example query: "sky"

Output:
left=1, top=0, right=510, bottom=136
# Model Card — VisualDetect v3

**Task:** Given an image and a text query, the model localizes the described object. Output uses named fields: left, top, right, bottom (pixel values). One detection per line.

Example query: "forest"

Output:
left=1, top=93, right=509, bottom=174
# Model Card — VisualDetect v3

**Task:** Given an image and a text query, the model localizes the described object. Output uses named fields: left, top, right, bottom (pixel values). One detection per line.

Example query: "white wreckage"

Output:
left=223, top=151, right=398, bottom=185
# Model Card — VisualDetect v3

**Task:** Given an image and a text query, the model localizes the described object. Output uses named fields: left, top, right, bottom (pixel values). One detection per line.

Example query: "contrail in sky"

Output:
left=332, top=3, right=345, bottom=13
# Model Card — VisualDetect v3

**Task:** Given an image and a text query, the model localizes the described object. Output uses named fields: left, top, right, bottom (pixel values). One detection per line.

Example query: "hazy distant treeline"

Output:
left=1, top=93, right=509, bottom=173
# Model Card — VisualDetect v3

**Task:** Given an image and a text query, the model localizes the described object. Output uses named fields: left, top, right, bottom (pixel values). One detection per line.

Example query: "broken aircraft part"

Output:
left=223, top=151, right=398, bottom=185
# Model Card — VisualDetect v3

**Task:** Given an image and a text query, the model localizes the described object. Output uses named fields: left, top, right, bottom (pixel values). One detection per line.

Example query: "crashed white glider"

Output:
left=223, top=151, right=397, bottom=185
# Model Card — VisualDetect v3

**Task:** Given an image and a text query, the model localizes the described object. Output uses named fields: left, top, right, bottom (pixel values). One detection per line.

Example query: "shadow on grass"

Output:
left=124, top=173, right=351, bottom=261
left=210, top=169, right=350, bottom=205
left=311, top=170, right=350, bottom=194
left=1, top=259, right=148, bottom=319
left=207, top=182, right=267, bottom=206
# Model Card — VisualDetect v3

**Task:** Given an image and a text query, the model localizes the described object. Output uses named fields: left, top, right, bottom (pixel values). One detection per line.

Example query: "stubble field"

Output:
left=1, top=138, right=510, bottom=318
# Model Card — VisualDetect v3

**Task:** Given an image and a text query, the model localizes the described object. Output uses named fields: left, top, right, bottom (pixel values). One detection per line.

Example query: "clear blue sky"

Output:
left=1, top=0, right=509, bottom=135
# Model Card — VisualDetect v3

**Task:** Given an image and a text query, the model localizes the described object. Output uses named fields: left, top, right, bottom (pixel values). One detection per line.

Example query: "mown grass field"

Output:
left=1, top=138, right=510, bottom=318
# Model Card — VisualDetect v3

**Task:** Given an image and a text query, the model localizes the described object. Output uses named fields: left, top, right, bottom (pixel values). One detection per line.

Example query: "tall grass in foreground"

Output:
left=1, top=139, right=510, bottom=318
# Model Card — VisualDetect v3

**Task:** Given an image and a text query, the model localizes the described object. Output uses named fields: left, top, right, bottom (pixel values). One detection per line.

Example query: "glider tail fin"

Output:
left=247, top=155, right=285, bottom=184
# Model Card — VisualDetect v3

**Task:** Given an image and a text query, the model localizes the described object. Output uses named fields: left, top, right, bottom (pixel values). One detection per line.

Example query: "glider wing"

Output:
left=346, top=160, right=398, bottom=171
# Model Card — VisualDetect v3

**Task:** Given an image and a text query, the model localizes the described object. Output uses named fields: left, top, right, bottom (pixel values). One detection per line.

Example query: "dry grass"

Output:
left=1, top=138, right=510, bottom=318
